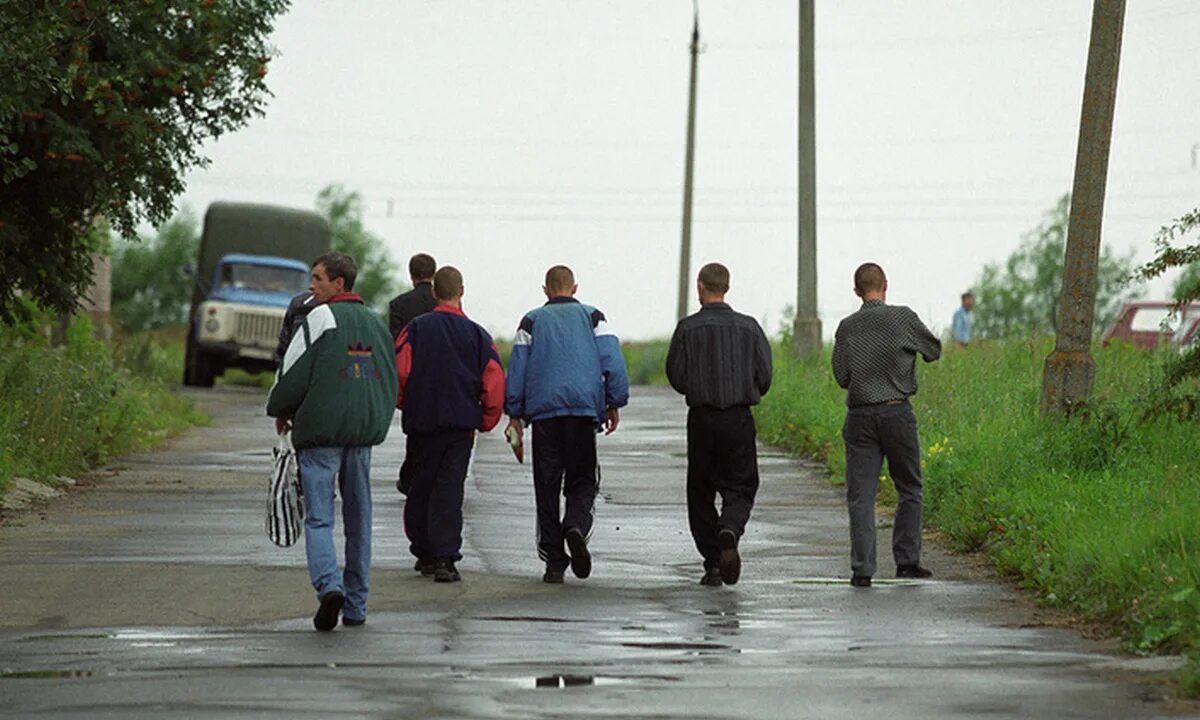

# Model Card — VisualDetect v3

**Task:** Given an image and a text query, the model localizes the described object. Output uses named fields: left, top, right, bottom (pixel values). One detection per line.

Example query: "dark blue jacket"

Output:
left=395, top=305, right=505, bottom=434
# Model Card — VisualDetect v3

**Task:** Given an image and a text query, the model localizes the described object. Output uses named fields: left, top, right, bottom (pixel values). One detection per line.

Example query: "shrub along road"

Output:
left=0, top=386, right=1188, bottom=718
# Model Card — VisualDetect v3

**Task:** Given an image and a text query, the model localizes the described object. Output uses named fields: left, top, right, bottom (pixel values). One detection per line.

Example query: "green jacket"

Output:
left=267, top=294, right=398, bottom=449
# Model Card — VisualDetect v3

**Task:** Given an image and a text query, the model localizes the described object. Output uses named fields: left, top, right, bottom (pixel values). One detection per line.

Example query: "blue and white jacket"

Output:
left=504, top=297, right=630, bottom=425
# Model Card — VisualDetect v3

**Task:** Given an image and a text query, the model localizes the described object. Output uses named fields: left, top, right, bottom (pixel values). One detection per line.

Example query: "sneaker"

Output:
left=543, top=569, right=565, bottom=584
left=699, top=567, right=723, bottom=587
left=896, top=564, right=933, bottom=579
left=564, top=527, right=592, bottom=579
left=717, top=529, right=741, bottom=585
left=313, top=591, right=344, bottom=631
left=342, top=616, right=366, bottom=627
left=850, top=575, right=872, bottom=588
left=414, top=558, right=435, bottom=576
left=433, top=560, right=461, bottom=583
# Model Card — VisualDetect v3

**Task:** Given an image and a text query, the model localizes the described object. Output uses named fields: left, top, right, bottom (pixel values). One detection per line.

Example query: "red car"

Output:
left=1101, top=301, right=1200, bottom=349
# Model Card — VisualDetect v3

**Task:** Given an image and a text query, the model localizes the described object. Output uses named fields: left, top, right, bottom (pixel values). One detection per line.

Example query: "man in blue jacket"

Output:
left=505, top=265, right=630, bottom=584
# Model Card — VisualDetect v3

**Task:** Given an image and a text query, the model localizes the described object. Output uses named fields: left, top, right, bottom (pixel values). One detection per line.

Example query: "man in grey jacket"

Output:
left=666, top=262, right=772, bottom=587
left=832, top=262, right=941, bottom=588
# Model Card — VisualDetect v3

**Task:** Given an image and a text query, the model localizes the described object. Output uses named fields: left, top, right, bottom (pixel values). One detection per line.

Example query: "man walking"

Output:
left=394, top=266, right=505, bottom=583
left=666, top=262, right=772, bottom=587
left=952, top=291, right=974, bottom=348
left=504, top=265, right=630, bottom=584
left=832, top=262, right=941, bottom=588
left=387, top=254, right=438, bottom=499
left=388, top=253, right=437, bottom=340
left=267, top=251, right=397, bottom=630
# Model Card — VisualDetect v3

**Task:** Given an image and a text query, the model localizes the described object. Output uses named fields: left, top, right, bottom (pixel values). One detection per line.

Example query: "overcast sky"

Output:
left=174, top=1, right=1200, bottom=341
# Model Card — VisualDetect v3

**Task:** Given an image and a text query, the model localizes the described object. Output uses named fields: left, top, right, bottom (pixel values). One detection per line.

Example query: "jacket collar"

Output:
left=546, top=296, right=579, bottom=305
left=433, top=304, right=467, bottom=318
left=700, top=301, right=731, bottom=312
left=860, top=299, right=886, bottom=309
left=327, top=293, right=364, bottom=305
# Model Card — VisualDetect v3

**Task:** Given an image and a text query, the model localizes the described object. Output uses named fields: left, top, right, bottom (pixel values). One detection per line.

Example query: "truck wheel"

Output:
left=184, top=341, right=216, bottom=388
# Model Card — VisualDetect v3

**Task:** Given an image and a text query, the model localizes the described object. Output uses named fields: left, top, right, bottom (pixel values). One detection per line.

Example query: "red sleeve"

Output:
left=394, top=328, right=412, bottom=409
left=479, top=354, right=505, bottom=432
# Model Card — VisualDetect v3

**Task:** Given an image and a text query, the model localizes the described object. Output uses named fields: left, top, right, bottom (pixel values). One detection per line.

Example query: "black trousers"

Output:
left=686, top=405, right=759, bottom=569
left=532, top=416, right=599, bottom=572
left=403, top=430, right=474, bottom=562
left=842, top=400, right=923, bottom=577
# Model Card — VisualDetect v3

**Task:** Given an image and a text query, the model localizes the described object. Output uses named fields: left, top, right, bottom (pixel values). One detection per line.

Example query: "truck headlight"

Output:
left=205, top=317, right=221, bottom=333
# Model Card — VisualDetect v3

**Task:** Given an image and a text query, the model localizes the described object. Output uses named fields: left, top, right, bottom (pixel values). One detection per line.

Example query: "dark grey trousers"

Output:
left=842, top=400, right=924, bottom=578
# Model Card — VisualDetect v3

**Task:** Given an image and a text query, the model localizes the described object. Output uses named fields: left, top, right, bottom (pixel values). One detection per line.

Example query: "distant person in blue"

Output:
left=952, top=292, right=974, bottom=348
left=504, top=265, right=630, bottom=584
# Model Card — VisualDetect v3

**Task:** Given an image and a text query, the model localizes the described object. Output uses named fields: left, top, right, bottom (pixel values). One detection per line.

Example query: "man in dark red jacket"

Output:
left=394, top=266, right=505, bottom=582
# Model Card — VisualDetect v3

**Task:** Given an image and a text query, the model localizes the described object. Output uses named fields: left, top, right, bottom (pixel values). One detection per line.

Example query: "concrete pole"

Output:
left=1040, top=0, right=1126, bottom=416
left=676, top=8, right=700, bottom=322
left=792, top=0, right=822, bottom=357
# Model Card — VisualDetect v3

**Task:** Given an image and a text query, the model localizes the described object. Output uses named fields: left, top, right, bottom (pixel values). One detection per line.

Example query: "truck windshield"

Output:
left=219, top=264, right=308, bottom=294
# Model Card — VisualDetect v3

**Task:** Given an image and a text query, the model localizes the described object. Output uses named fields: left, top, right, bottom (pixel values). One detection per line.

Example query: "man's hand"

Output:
left=505, top=417, right=523, bottom=441
left=274, top=416, right=292, bottom=435
left=604, top=407, right=620, bottom=436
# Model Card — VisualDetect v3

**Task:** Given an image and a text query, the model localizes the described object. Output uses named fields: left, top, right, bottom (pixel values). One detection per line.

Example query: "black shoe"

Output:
left=313, top=591, right=344, bottom=631
left=717, top=529, right=741, bottom=585
left=433, top=560, right=461, bottom=583
left=414, top=558, right=435, bottom=576
left=413, top=559, right=423, bottom=572
left=699, top=567, right=723, bottom=587
left=850, top=575, right=872, bottom=588
left=896, top=564, right=933, bottom=579
left=564, top=528, right=592, bottom=579
left=342, top=616, right=365, bottom=627
left=543, top=569, right=565, bottom=584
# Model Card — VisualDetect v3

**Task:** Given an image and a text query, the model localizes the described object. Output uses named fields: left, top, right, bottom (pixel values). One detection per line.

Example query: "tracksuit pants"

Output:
left=403, top=430, right=474, bottom=563
left=532, top=416, right=599, bottom=572
left=842, top=400, right=924, bottom=578
left=686, top=405, right=759, bottom=570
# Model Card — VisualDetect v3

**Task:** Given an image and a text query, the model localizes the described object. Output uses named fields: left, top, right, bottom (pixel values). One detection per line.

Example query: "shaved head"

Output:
left=544, top=265, right=575, bottom=294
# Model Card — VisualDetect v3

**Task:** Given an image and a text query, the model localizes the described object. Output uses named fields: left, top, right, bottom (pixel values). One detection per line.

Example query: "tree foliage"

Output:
left=972, top=194, right=1142, bottom=340
left=0, top=0, right=290, bottom=322
left=316, top=185, right=397, bottom=310
left=111, top=210, right=200, bottom=333
left=1134, top=208, right=1200, bottom=418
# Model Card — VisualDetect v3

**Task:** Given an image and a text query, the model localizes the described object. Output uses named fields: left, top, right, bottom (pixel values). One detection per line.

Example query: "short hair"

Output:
left=433, top=266, right=464, bottom=301
left=962, top=291, right=974, bottom=301
left=697, top=262, right=730, bottom=294
left=544, top=265, right=575, bottom=293
left=409, top=253, right=436, bottom=281
left=313, top=251, right=357, bottom=291
left=853, top=262, right=886, bottom=295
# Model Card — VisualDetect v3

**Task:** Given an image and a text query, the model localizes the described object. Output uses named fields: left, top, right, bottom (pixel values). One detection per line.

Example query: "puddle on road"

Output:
left=527, top=673, right=683, bottom=689
left=1, top=670, right=94, bottom=679
left=474, top=615, right=588, bottom=625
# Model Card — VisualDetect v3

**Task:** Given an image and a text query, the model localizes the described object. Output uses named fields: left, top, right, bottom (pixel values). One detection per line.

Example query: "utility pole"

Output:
left=792, top=0, right=822, bottom=357
left=676, top=3, right=700, bottom=322
left=1040, top=0, right=1126, bottom=416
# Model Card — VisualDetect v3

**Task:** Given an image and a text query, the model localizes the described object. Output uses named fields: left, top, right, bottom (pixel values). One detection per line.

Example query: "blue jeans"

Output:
left=297, top=446, right=373, bottom=622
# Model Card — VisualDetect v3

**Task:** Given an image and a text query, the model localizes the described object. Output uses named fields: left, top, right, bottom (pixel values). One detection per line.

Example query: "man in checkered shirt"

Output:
left=832, top=262, right=941, bottom=588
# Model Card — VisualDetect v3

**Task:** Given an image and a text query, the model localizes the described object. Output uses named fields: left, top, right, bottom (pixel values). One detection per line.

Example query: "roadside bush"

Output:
left=0, top=316, right=205, bottom=495
left=756, top=337, right=1200, bottom=695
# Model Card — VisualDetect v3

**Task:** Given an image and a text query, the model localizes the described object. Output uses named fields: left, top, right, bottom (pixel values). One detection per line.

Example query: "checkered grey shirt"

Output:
left=832, top=300, right=942, bottom=407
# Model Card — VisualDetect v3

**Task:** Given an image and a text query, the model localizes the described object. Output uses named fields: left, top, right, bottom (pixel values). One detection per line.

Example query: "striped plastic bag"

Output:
left=266, top=432, right=304, bottom=547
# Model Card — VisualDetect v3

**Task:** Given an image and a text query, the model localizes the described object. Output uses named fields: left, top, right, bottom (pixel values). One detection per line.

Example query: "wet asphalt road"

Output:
left=0, top=385, right=1189, bottom=719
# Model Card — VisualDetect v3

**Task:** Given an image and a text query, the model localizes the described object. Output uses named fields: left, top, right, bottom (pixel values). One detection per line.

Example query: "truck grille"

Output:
left=235, top=311, right=282, bottom=349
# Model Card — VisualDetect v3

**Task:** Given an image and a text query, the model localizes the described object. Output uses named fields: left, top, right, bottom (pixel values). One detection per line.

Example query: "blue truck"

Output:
left=184, top=202, right=332, bottom=387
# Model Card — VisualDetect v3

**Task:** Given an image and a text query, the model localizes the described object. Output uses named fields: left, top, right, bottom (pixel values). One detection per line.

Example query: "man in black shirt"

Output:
left=388, top=253, right=437, bottom=340
left=832, top=262, right=941, bottom=588
left=666, top=262, right=772, bottom=587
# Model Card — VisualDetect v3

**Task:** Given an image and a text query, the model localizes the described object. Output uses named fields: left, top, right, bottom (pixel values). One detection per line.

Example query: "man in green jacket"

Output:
left=267, top=251, right=397, bottom=631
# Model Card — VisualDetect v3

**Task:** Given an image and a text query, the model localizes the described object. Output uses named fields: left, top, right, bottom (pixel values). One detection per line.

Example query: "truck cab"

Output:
left=184, top=203, right=331, bottom=387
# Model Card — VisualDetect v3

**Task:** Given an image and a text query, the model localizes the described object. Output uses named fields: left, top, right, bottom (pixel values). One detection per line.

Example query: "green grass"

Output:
left=756, top=338, right=1200, bottom=695
left=0, top=318, right=206, bottom=495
